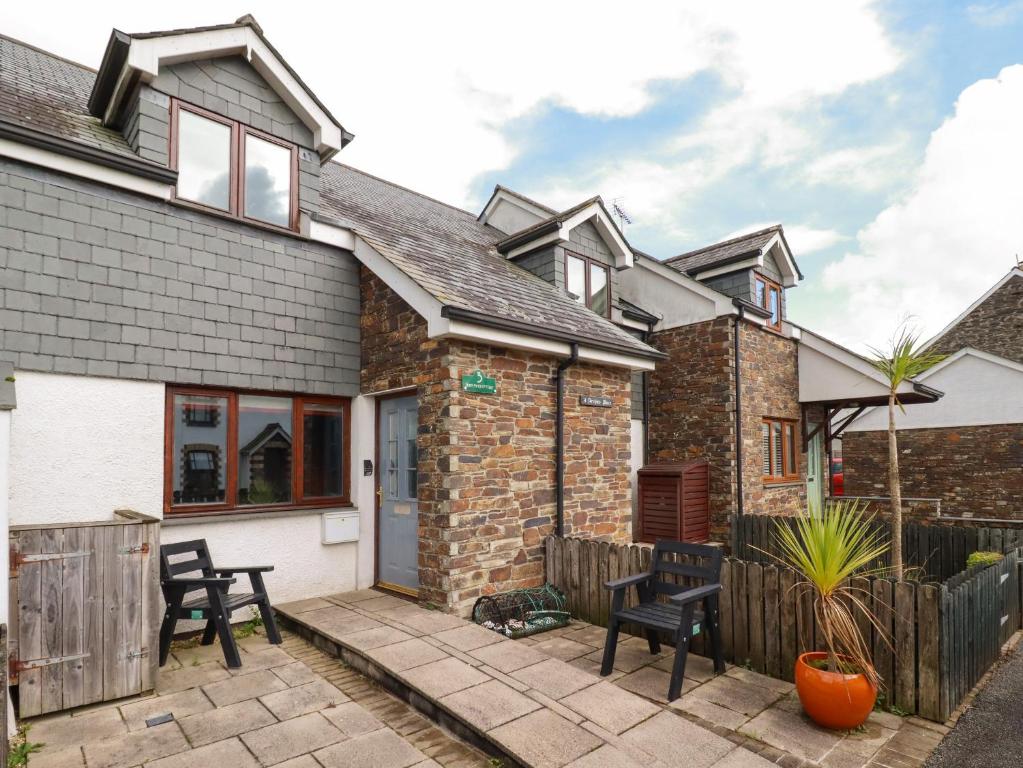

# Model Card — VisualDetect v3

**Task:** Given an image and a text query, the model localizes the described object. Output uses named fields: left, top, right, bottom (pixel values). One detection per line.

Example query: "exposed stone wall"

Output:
left=360, top=271, right=633, bottom=614
left=928, top=273, right=1023, bottom=365
left=646, top=317, right=736, bottom=542
left=738, top=322, right=806, bottom=516
left=843, top=425, right=1023, bottom=520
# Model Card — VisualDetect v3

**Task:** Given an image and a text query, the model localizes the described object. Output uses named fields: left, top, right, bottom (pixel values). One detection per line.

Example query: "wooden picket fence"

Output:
left=546, top=535, right=1023, bottom=722
left=734, top=514, right=1023, bottom=583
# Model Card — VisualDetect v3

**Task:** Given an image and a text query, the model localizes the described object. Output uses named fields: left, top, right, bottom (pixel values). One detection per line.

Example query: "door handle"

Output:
left=376, top=487, right=383, bottom=503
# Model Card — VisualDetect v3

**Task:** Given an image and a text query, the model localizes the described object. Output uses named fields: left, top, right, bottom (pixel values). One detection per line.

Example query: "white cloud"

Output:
left=783, top=226, right=847, bottom=255
left=802, top=142, right=911, bottom=192
left=2, top=1, right=899, bottom=208
left=815, top=65, right=1023, bottom=350
left=967, top=1, right=1023, bottom=27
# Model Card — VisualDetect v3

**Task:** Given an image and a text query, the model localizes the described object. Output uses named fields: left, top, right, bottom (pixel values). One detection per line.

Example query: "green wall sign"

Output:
left=461, top=369, right=497, bottom=394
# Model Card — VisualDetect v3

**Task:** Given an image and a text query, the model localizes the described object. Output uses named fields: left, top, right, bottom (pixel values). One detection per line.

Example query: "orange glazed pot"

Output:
left=795, top=652, right=877, bottom=730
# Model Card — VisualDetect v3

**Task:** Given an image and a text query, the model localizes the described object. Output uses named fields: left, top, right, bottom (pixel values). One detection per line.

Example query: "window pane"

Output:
left=566, top=255, right=586, bottom=303
left=755, top=279, right=766, bottom=308
left=406, top=408, right=418, bottom=500
left=172, top=393, right=228, bottom=505
left=387, top=411, right=398, bottom=499
left=590, top=263, right=609, bottom=315
left=786, top=423, right=797, bottom=477
left=761, top=423, right=771, bottom=475
left=238, top=395, right=293, bottom=506
left=244, top=133, right=291, bottom=226
left=303, top=402, right=344, bottom=498
left=769, top=287, right=780, bottom=326
left=772, top=422, right=784, bottom=477
left=177, top=110, right=231, bottom=210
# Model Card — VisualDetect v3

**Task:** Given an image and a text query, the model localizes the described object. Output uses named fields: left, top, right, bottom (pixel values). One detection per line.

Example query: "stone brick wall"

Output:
left=0, top=159, right=360, bottom=395
left=738, top=322, right=805, bottom=516
left=929, top=273, right=1023, bottom=365
left=360, top=271, right=633, bottom=614
left=843, top=424, right=1023, bottom=520
left=646, top=317, right=736, bottom=542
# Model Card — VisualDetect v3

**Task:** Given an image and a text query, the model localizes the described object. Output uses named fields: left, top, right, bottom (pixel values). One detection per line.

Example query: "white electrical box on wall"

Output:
left=321, top=510, right=359, bottom=544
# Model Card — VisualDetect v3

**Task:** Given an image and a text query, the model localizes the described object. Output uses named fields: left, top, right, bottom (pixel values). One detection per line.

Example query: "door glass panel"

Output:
left=302, top=402, right=344, bottom=498
left=172, top=393, right=228, bottom=505
left=405, top=408, right=418, bottom=500
left=589, top=263, right=609, bottom=315
left=786, top=423, right=797, bottom=477
left=244, top=133, right=291, bottom=226
left=566, top=255, right=586, bottom=303
left=387, top=411, right=398, bottom=499
left=237, top=395, right=293, bottom=505
left=176, top=110, right=232, bottom=210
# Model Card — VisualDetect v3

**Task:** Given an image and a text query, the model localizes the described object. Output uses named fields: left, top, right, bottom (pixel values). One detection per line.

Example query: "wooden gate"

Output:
left=9, top=511, right=160, bottom=717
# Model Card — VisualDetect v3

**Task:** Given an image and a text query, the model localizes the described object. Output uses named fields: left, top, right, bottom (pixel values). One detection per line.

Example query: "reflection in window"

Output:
left=590, top=263, right=608, bottom=316
left=176, top=109, right=232, bottom=210
left=173, top=393, right=228, bottom=504
left=566, top=255, right=586, bottom=303
left=244, top=134, right=292, bottom=226
left=303, top=402, right=344, bottom=498
left=238, top=395, right=293, bottom=506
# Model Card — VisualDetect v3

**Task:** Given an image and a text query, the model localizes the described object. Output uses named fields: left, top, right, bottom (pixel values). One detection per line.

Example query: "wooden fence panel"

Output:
left=763, top=566, right=780, bottom=680
left=893, top=581, right=916, bottom=713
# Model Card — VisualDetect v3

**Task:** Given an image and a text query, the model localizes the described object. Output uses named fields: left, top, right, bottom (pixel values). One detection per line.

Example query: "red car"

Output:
left=831, top=459, right=844, bottom=496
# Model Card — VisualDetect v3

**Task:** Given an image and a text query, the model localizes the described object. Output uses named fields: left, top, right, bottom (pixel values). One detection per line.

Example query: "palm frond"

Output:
left=868, top=324, right=946, bottom=411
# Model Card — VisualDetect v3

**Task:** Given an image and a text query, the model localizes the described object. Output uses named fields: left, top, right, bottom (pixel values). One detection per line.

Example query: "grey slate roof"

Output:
left=319, top=164, right=661, bottom=358
left=0, top=34, right=141, bottom=160
left=665, top=225, right=783, bottom=275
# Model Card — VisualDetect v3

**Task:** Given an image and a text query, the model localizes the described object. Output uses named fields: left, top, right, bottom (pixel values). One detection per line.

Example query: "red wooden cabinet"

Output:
left=636, top=461, right=710, bottom=543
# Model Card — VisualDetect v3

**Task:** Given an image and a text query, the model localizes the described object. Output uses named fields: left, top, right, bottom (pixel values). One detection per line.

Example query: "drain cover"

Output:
left=146, top=713, right=175, bottom=727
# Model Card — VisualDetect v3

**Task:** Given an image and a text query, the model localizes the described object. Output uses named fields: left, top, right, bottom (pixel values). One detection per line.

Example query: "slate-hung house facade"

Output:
left=843, top=268, right=1023, bottom=520
left=0, top=17, right=662, bottom=616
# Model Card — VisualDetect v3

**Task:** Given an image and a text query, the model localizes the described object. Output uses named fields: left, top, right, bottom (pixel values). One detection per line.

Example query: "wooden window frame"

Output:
left=164, top=386, right=351, bottom=516
left=762, top=417, right=799, bottom=483
left=754, top=273, right=783, bottom=331
left=170, top=99, right=300, bottom=232
left=564, top=250, right=611, bottom=318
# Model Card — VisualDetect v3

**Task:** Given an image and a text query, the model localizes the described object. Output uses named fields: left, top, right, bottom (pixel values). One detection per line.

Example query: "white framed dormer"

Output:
left=691, top=231, right=800, bottom=288
left=94, top=21, right=348, bottom=161
left=478, top=186, right=554, bottom=234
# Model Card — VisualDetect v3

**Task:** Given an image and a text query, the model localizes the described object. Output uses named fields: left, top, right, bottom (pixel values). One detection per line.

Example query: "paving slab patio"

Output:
left=276, top=590, right=801, bottom=768
left=25, top=627, right=488, bottom=768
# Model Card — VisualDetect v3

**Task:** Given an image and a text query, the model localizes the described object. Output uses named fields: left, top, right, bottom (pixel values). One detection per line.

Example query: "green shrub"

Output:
left=966, top=551, right=1003, bottom=569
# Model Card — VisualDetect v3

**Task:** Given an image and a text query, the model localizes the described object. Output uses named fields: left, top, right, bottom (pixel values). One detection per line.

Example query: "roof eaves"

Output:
left=684, top=248, right=762, bottom=276
left=494, top=196, right=603, bottom=254
left=665, top=224, right=782, bottom=265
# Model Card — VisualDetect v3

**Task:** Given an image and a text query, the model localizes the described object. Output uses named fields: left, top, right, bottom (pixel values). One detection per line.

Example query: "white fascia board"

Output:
left=692, top=255, right=763, bottom=282
left=618, top=315, right=651, bottom=332
left=0, top=138, right=173, bottom=200
left=561, top=203, right=634, bottom=269
left=114, top=28, right=344, bottom=158
left=504, top=229, right=563, bottom=259
left=578, top=346, right=656, bottom=371
left=637, top=256, right=736, bottom=317
left=920, top=268, right=1023, bottom=351
left=763, top=233, right=800, bottom=287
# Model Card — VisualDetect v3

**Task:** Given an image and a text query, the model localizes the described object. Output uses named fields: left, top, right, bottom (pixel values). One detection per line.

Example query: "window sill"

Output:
left=162, top=505, right=357, bottom=526
left=168, top=198, right=307, bottom=242
left=761, top=479, right=803, bottom=489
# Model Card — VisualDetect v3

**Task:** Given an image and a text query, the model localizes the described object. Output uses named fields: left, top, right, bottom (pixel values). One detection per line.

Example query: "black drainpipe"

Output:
left=732, top=304, right=745, bottom=553
left=556, top=343, right=580, bottom=537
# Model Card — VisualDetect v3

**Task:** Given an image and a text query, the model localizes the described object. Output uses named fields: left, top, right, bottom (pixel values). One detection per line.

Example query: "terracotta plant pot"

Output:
left=794, top=652, right=877, bottom=730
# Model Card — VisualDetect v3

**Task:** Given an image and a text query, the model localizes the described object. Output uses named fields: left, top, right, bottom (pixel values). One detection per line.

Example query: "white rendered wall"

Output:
left=845, top=353, right=1023, bottom=432
left=8, top=371, right=371, bottom=603
left=630, top=418, right=645, bottom=515
left=0, top=409, right=10, bottom=626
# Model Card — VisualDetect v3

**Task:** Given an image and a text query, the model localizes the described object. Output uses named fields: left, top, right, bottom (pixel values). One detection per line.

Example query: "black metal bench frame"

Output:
left=601, top=540, right=725, bottom=701
left=159, top=538, right=282, bottom=669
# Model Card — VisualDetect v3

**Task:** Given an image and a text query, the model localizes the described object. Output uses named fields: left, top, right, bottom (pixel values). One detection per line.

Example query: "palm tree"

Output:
left=869, top=325, right=945, bottom=580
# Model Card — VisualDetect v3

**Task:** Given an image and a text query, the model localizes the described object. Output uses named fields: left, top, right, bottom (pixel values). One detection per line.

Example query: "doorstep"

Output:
left=276, top=590, right=775, bottom=768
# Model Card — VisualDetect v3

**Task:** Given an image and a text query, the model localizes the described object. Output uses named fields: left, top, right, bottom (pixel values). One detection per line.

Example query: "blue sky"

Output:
left=8, top=1, right=1023, bottom=349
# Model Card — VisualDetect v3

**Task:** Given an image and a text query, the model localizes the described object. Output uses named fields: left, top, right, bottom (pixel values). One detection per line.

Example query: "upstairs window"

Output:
left=565, top=252, right=610, bottom=317
left=754, top=274, right=783, bottom=330
left=172, top=100, right=297, bottom=231
left=762, top=418, right=798, bottom=482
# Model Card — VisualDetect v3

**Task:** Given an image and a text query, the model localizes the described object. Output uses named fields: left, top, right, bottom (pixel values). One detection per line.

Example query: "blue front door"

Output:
left=377, top=395, right=419, bottom=593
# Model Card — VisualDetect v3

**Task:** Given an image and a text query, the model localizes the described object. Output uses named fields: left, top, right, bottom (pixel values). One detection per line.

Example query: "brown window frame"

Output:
left=164, top=386, right=351, bottom=516
left=754, top=273, right=783, bottom=331
left=564, top=250, right=611, bottom=317
left=761, top=417, right=799, bottom=483
left=169, top=99, right=300, bottom=232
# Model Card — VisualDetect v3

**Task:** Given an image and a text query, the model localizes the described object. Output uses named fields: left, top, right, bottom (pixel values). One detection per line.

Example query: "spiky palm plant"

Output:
left=773, top=499, right=890, bottom=687
left=869, top=326, right=945, bottom=580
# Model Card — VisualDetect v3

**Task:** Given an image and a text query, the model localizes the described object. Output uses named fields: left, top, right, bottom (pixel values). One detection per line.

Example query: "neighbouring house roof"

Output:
left=921, top=267, right=1023, bottom=354
left=664, top=224, right=803, bottom=285
left=318, top=164, right=662, bottom=359
left=240, top=422, right=292, bottom=455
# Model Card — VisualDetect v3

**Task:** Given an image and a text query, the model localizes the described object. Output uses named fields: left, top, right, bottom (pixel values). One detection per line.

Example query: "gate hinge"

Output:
left=12, top=652, right=90, bottom=673
left=118, top=543, right=151, bottom=556
left=10, top=549, right=89, bottom=574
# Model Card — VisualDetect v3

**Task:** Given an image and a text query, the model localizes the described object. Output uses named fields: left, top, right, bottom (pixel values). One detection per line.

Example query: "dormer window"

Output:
left=754, top=274, right=782, bottom=330
left=565, top=252, right=610, bottom=317
left=172, top=100, right=297, bottom=231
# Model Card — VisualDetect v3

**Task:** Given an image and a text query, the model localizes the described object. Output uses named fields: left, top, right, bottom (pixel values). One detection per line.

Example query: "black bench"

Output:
left=601, top=540, right=725, bottom=701
left=159, top=539, right=282, bottom=669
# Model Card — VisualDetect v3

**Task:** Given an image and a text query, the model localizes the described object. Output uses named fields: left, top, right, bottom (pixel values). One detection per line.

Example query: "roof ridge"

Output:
left=666, top=223, right=782, bottom=264
left=325, top=161, right=483, bottom=221
left=0, top=31, right=98, bottom=73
